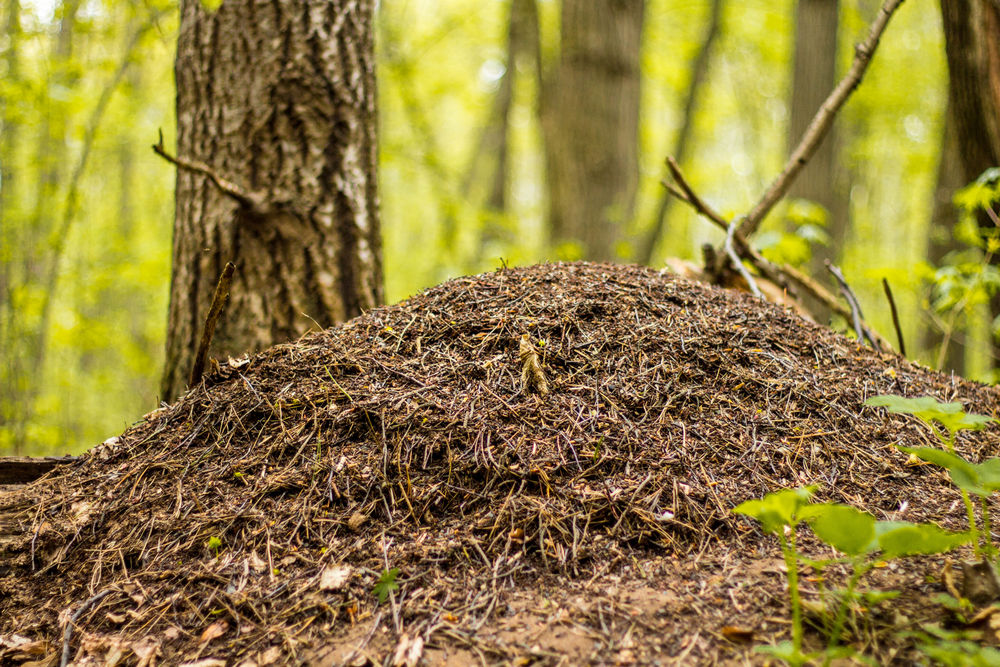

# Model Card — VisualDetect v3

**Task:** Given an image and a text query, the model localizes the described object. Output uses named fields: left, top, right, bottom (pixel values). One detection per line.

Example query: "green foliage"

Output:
left=373, top=567, right=400, bottom=604
left=865, top=395, right=996, bottom=437
left=909, top=625, right=1000, bottom=666
left=735, top=483, right=971, bottom=665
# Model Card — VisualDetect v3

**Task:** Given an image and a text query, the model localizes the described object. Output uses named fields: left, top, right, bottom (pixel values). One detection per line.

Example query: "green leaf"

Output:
left=801, top=503, right=876, bottom=556
left=754, top=641, right=817, bottom=667
left=200, top=0, right=224, bottom=10
left=733, top=486, right=817, bottom=535
left=876, top=522, right=972, bottom=559
left=207, top=536, right=222, bottom=552
left=373, top=567, right=400, bottom=604
left=866, top=395, right=995, bottom=435
left=898, top=446, right=1000, bottom=496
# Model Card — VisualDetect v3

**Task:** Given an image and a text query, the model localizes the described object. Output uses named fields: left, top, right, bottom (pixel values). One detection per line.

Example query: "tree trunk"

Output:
left=939, top=0, right=1000, bottom=179
left=542, top=0, right=644, bottom=261
left=637, top=0, right=723, bottom=266
left=787, top=0, right=848, bottom=278
left=923, top=104, right=967, bottom=374
left=939, top=0, right=1000, bottom=371
left=162, top=0, right=383, bottom=402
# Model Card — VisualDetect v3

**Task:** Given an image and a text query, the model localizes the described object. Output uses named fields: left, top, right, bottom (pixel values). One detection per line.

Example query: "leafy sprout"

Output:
left=373, top=567, right=400, bottom=604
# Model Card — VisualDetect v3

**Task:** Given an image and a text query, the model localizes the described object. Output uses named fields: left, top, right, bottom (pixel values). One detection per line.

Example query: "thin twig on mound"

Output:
left=189, top=262, right=236, bottom=388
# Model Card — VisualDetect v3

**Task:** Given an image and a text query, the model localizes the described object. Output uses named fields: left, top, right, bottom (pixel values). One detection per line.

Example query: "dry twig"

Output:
left=152, top=129, right=271, bottom=215
left=189, top=262, right=236, bottom=388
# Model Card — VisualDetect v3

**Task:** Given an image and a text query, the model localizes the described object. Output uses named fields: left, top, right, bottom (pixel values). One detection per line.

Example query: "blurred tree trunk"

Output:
left=541, top=0, right=644, bottom=261
left=0, top=0, right=22, bottom=452
left=787, top=0, right=848, bottom=283
left=638, top=0, right=723, bottom=266
left=162, top=0, right=383, bottom=402
left=0, top=0, right=79, bottom=454
left=938, top=0, right=1000, bottom=371
left=923, top=105, right=967, bottom=374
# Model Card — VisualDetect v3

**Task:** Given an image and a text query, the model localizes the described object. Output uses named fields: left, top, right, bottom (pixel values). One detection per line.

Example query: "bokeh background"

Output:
left=0, top=0, right=960, bottom=454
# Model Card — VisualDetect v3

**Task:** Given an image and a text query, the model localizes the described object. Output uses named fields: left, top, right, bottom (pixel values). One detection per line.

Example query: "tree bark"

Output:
left=939, top=0, right=1000, bottom=180
left=938, top=0, right=1000, bottom=371
left=787, top=0, right=848, bottom=277
left=162, top=0, right=383, bottom=402
left=542, top=0, right=645, bottom=261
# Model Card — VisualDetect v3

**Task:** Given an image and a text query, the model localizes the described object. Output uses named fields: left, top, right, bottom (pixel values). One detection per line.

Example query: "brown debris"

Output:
left=1, top=261, right=999, bottom=665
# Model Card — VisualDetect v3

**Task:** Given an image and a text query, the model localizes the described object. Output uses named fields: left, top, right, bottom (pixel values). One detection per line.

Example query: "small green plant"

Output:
left=735, top=487, right=969, bottom=666
left=906, top=624, right=1000, bottom=666
left=373, top=567, right=400, bottom=604
left=922, top=168, right=1000, bottom=376
left=207, top=535, right=222, bottom=557
left=866, top=395, right=997, bottom=557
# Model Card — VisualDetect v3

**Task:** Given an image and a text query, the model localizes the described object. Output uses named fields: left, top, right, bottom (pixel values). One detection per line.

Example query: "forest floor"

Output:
left=2, top=261, right=999, bottom=665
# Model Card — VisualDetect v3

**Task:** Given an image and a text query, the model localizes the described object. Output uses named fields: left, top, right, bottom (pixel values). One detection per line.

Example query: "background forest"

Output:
left=0, top=0, right=971, bottom=455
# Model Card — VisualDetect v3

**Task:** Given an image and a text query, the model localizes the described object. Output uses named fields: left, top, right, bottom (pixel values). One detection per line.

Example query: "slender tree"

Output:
left=542, top=0, right=645, bottom=261
left=161, top=0, right=383, bottom=401
left=787, top=0, right=848, bottom=277
left=938, top=0, right=1000, bottom=369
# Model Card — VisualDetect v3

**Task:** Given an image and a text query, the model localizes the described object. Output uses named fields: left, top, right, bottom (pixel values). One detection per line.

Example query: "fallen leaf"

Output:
left=179, top=660, right=226, bottom=667
left=258, top=645, right=282, bottom=665
left=721, top=626, right=755, bottom=643
left=131, top=636, right=161, bottom=667
left=320, top=565, right=352, bottom=591
left=248, top=552, right=267, bottom=574
left=198, top=620, right=229, bottom=644
left=347, top=511, right=367, bottom=531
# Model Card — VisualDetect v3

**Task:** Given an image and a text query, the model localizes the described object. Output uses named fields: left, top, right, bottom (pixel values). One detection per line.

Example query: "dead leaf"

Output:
left=179, top=660, right=227, bottom=667
left=248, top=552, right=267, bottom=574
left=107, top=611, right=126, bottom=624
left=347, top=511, right=367, bottom=531
left=257, top=645, right=282, bottom=665
left=721, top=625, right=755, bottom=644
left=198, top=620, right=229, bottom=644
left=320, top=565, right=352, bottom=591
left=131, top=636, right=161, bottom=667
left=391, top=634, right=424, bottom=667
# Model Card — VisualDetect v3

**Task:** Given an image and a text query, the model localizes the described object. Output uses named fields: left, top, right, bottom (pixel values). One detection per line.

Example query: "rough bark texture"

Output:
left=787, top=0, right=847, bottom=275
left=940, top=0, right=1000, bottom=182
left=162, top=0, right=382, bottom=402
left=542, top=0, right=644, bottom=261
left=939, top=0, right=1000, bottom=371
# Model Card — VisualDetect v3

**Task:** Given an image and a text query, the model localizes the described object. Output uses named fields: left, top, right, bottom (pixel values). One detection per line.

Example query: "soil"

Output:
left=1, top=261, right=999, bottom=666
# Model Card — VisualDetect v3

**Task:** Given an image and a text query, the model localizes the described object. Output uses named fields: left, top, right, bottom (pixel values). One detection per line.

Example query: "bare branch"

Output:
left=738, top=0, right=906, bottom=238
left=152, top=129, right=270, bottom=215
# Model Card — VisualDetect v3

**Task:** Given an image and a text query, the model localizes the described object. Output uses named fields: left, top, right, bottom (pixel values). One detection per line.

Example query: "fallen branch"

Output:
left=738, top=0, right=907, bottom=238
left=189, top=262, right=237, bottom=388
left=152, top=129, right=270, bottom=215
left=61, top=589, right=112, bottom=667
left=0, top=456, right=78, bottom=485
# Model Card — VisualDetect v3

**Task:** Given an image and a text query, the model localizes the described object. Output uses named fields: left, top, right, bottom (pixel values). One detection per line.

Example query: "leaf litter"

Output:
left=2, top=261, right=1000, bottom=665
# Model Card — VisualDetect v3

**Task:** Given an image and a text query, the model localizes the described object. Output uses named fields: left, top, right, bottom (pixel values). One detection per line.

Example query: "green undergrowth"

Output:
left=734, top=394, right=1000, bottom=666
